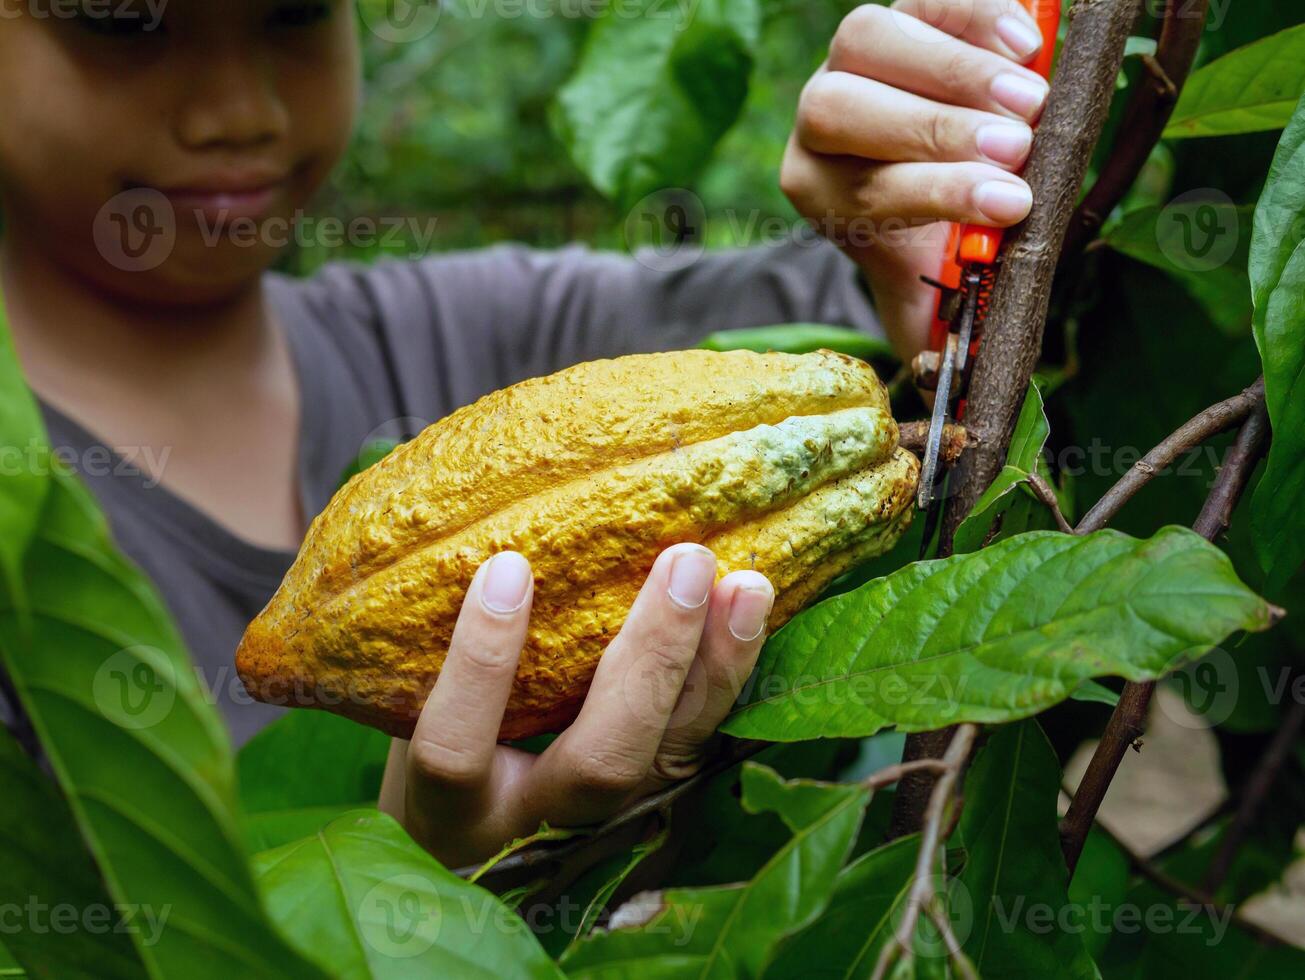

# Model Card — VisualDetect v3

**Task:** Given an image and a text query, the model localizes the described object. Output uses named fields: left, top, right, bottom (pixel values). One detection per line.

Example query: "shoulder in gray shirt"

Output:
left=4, top=240, right=880, bottom=752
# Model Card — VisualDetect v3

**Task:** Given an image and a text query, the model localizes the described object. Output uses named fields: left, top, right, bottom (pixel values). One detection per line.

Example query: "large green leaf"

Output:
left=0, top=467, right=326, bottom=978
left=253, top=810, right=562, bottom=980
left=0, top=729, right=145, bottom=980
left=539, top=821, right=672, bottom=959
left=698, top=324, right=895, bottom=362
left=561, top=763, right=868, bottom=979
left=953, top=382, right=1049, bottom=554
left=722, top=527, right=1274, bottom=741
left=958, top=721, right=1097, bottom=979
left=0, top=296, right=47, bottom=592
left=1249, top=92, right=1305, bottom=593
left=552, top=0, right=760, bottom=209
left=1101, top=204, right=1254, bottom=335
left=761, top=834, right=919, bottom=979
left=1166, top=23, right=1305, bottom=138
left=238, top=711, right=390, bottom=810
left=0, top=300, right=322, bottom=978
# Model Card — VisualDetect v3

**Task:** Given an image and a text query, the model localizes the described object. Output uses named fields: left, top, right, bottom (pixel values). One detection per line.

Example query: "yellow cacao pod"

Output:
left=236, top=349, right=918, bottom=740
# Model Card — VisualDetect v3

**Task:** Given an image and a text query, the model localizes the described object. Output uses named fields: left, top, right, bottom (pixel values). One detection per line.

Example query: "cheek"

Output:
left=280, top=31, right=361, bottom=199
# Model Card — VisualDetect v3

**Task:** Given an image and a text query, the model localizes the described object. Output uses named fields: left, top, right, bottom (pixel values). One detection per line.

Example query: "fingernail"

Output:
left=974, top=181, right=1033, bottom=224
left=976, top=122, right=1032, bottom=167
left=667, top=546, right=717, bottom=610
left=991, top=72, right=1049, bottom=120
left=481, top=552, right=532, bottom=614
left=728, top=579, right=775, bottom=642
left=996, top=14, right=1042, bottom=60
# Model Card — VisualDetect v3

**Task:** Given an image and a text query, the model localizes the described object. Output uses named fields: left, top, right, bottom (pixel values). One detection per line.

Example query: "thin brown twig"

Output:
left=454, top=738, right=767, bottom=880
left=1060, top=394, right=1274, bottom=872
left=1202, top=692, right=1305, bottom=894
left=1102, top=827, right=1289, bottom=948
left=1060, top=0, right=1211, bottom=261
left=873, top=724, right=979, bottom=980
left=1026, top=470, right=1075, bottom=534
left=1076, top=378, right=1264, bottom=534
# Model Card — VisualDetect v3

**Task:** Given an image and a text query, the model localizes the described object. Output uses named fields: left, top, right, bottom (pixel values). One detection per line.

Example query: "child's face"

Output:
left=0, top=1, right=360, bottom=305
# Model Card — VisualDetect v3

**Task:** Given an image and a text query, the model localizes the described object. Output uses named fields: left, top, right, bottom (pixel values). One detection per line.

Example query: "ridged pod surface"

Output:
left=237, top=349, right=919, bottom=739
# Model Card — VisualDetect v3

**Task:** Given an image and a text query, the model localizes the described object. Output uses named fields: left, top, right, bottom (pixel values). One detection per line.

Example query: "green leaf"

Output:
left=242, top=803, right=372, bottom=853
left=238, top=710, right=391, bottom=814
left=561, top=763, right=867, bottom=979
left=0, top=295, right=47, bottom=595
left=552, top=0, right=760, bottom=209
left=338, top=438, right=400, bottom=490
left=1250, top=92, right=1305, bottom=593
left=0, top=467, right=326, bottom=978
left=958, top=721, right=1097, bottom=979
left=254, top=810, right=563, bottom=980
left=0, top=729, right=145, bottom=979
left=953, top=383, right=1048, bottom=554
left=1101, top=203, right=1254, bottom=335
left=1069, top=679, right=1120, bottom=707
left=722, top=527, right=1274, bottom=741
left=1166, top=23, right=1305, bottom=138
left=541, top=821, right=672, bottom=959
left=762, top=834, right=919, bottom=979
left=698, top=324, right=895, bottom=362
left=1066, top=829, right=1129, bottom=960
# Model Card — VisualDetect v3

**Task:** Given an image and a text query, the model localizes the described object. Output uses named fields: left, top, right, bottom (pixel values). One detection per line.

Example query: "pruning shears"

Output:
left=914, top=0, right=1062, bottom=543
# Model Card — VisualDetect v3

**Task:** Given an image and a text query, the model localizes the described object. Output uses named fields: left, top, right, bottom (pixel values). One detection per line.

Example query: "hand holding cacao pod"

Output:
left=236, top=349, right=918, bottom=740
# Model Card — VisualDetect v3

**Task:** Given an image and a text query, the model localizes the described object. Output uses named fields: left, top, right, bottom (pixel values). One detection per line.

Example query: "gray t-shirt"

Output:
left=3, top=239, right=880, bottom=752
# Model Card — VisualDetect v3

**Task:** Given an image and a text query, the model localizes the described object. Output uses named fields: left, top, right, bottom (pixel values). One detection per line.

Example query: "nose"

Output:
left=173, top=44, right=289, bottom=151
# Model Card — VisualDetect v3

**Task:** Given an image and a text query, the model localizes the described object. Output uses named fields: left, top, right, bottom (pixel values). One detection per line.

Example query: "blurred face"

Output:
left=0, top=0, right=360, bottom=306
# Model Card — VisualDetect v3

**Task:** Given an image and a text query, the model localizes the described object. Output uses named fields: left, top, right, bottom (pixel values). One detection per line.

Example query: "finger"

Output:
left=647, top=571, right=774, bottom=786
left=525, top=543, right=717, bottom=822
left=782, top=137, right=1032, bottom=230
left=889, top=0, right=1047, bottom=64
left=406, top=552, right=533, bottom=798
left=797, top=70, right=1034, bottom=170
left=828, top=5, right=1049, bottom=121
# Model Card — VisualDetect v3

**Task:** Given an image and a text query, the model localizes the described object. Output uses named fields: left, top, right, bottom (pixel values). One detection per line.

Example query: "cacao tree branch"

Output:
left=1103, top=826, right=1289, bottom=947
left=873, top=724, right=979, bottom=980
left=893, top=0, right=1142, bottom=840
left=1060, top=397, right=1273, bottom=872
left=1060, top=0, right=1210, bottom=260
left=1202, top=687, right=1305, bottom=894
left=1077, top=378, right=1265, bottom=534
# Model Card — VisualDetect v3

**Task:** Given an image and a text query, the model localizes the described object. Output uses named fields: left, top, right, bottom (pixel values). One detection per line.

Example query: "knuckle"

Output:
left=639, top=631, right=697, bottom=683
left=939, top=48, right=975, bottom=94
left=573, top=749, right=646, bottom=796
left=457, top=641, right=515, bottom=674
left=798, top=73, right=849, bottom=146
left=651, top=740, right=712, bottom=784
left=838, top=3, right=884, bottom=41
left=922, top=111, right=952, bottom=159
left=410, top=736, right=483, bottom=787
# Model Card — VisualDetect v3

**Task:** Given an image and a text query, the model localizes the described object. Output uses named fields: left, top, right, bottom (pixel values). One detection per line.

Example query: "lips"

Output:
left=137, top=171, right=292, bottom=225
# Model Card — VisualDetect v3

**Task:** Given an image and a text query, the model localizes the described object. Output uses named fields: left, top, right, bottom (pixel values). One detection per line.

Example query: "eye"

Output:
left=71, top=8, right=162, bottom=38
left=267, top=2, right=334, bottom=28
